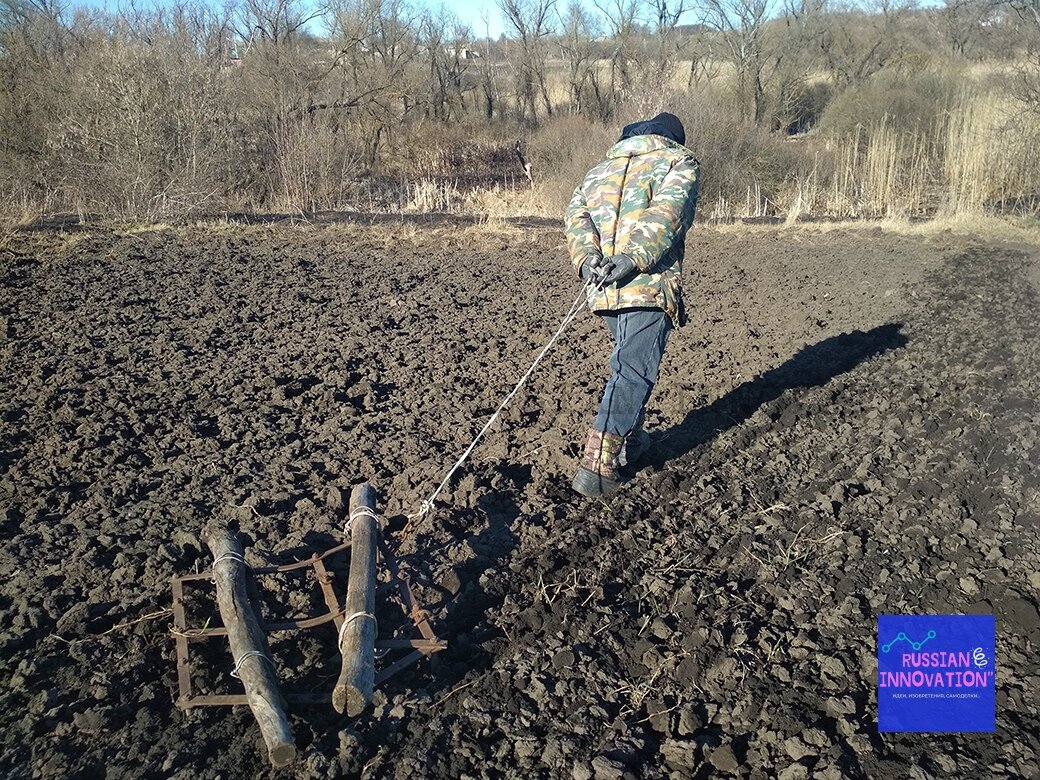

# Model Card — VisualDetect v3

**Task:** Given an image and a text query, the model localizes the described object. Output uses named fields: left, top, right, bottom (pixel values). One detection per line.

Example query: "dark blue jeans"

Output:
left=593, top=308, right=672, bottom=437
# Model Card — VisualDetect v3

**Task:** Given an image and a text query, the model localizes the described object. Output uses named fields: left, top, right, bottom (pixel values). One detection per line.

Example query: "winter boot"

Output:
left=621, top=427, right=651, bottom=467
left=572, top=429, right=625, bottom=497
left=620, top=409, right=650, bottom=467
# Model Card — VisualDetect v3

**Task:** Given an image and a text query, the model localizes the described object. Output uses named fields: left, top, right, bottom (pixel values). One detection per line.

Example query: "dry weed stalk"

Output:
left=781, top=89, right=1040, bottom=222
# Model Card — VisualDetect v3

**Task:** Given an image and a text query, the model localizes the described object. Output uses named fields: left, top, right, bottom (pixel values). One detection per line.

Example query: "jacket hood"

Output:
left=619, top=112, right=685, bottom=146
left=607, top=133, right=687, bottom=159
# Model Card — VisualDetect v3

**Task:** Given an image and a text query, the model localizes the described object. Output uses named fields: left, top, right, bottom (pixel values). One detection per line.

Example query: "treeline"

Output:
left=1, top=0, right=1039, bottom=221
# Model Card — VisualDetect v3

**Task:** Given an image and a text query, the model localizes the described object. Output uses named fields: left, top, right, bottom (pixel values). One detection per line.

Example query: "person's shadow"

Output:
left=646, top=323, right=908, bottom=465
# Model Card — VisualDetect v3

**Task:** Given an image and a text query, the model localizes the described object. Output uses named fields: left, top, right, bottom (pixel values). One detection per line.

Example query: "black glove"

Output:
left=599, top=253, right=637, bottom=286
left=579, top=253, right=605, bottom=283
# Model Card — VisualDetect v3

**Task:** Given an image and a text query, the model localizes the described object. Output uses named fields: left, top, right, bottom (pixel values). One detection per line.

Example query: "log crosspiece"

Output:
left=334, top=483, right=380, bottom=715
left=203, top=523, right=296, bottom=767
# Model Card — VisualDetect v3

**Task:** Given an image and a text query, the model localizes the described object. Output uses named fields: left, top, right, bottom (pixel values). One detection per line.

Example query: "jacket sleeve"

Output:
left=564, top=183, right=601, bottom=277
left=621, top=156, right=699, bottom=273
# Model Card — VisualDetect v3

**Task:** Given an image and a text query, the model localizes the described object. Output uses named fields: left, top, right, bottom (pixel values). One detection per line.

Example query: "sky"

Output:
left=69, top=0, right=700, bottom=42
left=436, top=0, right=503, bottom=38
left=65, top=0, right=942, bottom=40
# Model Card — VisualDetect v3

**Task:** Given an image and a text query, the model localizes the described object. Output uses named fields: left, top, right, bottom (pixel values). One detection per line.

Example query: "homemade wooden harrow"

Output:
left=170, top=483, right=446, bottom=767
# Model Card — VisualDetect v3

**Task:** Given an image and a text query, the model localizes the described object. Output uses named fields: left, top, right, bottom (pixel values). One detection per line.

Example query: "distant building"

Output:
left=446, top=46, right=482, bottom=60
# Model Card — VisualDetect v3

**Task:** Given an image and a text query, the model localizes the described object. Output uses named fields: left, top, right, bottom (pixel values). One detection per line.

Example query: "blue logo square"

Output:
left=878, top=614, right=995, bottom=732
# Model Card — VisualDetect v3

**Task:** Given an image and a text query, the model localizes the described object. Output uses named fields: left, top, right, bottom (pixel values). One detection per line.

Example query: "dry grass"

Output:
left=401, top=179, right=465, bottom=213
left=943, top=97, right=1040, bottom=216
left=875, top=213, right=1040, bottom=245
left=711, top=213, right=1040, bottom=247
left=464, top=182, right=555, bottom=220
left=0, top=199, right=42, bottom=249
left=712, top=89, right=1040, bottom=224
left=820, top=117, right=939, bottom=218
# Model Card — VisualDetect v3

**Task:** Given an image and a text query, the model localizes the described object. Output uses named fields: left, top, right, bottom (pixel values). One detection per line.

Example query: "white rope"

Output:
left=230, top=650, right=273, bottom=679
left=406, top=279, right=603, bottom=522
left=338, top=611, right=377, bottom=647
left=343, top=505, right=379, bottom=537
left=212, top=551, right=248, bottom=570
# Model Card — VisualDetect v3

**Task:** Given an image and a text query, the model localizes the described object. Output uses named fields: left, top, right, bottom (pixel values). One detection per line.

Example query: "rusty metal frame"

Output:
left=171, top=540, right=446, bottom=709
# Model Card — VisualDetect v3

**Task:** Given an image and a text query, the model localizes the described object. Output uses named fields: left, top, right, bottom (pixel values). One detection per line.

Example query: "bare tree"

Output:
left=419, top=10, right=454, bottom=120
left=1, top=0, right=1035, bottom=220
left=313, top=0, right=421, bottom=160
left=0, top=0, right=70, bottom=57
left=1007, top=0, right=1040, bottom=110
left=818, top=0, right=917, bottom=89
left=699, top=0, right=777, bottom=123
left=559, top=0, right=606, bottom=116
left=931, top=0, right=998, bottom=58
left=767, top=0, right=826, bottom=132
left=646, top=0, right=689, bottom=83
left=1, top=0, right=49, bottom=22
left=475, top=10, right=500, bottom=120
left=235, top=0, right=325, bottom=47
left=592, top=0, right=642, bottom=108
left=498, top=0, right=556, bottom=122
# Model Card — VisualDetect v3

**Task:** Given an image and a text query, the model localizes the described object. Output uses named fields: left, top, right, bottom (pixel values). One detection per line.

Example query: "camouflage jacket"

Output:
left=565, top=134, right=699, bottom=326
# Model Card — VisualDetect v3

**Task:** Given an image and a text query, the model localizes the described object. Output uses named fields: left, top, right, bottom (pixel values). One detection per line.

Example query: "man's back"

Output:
left=566, top=130, right=699, bottom=327
left=578, top=134, right=694, bottom=259
left=564, top=111, right=700, bottom=498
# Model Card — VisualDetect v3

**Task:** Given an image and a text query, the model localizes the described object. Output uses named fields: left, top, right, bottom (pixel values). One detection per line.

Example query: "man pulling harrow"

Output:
left=565, top=112, right=700, bottom=497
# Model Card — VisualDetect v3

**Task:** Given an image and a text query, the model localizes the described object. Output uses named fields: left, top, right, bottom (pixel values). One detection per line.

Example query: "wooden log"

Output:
left=333, top=483, right=380, bottom=715
left=203, top=523, right=296, bottom=767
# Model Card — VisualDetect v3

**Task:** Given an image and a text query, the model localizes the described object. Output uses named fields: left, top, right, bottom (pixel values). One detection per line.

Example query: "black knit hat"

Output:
left=619, top=112, right=685, bottom=146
